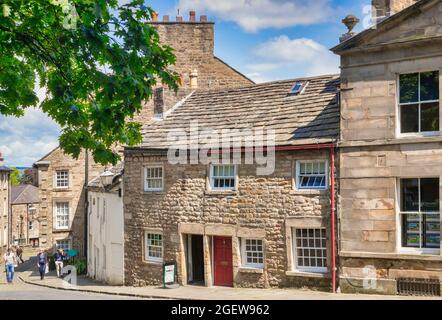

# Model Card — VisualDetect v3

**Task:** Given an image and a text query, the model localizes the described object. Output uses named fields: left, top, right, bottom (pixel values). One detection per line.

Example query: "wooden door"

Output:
left=213, top=236, right=233, bottom=287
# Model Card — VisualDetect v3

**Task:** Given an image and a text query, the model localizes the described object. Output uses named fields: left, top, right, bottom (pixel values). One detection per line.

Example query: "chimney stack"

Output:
left=200, top=15, right=207, bottom=22
left=151, top=11, right=158, bottom=22
left=163, top=15, right=170, bottom=22
left=189, top=10, right=196, bottom=22
left=190, top=69, right=198, bottom=89
left=372, top=0, right=417, bottom=23
left=176, top=15, right=183, bottom=22
left=340, top=15, right=359, bottom=43
left=153, top=87, right=165, bottom=116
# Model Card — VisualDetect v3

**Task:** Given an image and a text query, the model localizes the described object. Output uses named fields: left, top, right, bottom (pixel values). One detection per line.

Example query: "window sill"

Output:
left=238, top=267, right=264, bottom=274
left=143, top=190, right=165, bottom=194
left=397, top=132, right=440, bottom=139
left=54, top=188, right=71, bottom=192
left=285, top=271, right=330, bottom=278
left=143, top=259, right=163, bottom=266
left=340, top=250, right=442, bottom=261
left=53, top=229, right=71, bottom=233
left=204, top=190, right=238, bottom=196
left=291, top=189, right=328, bottom=196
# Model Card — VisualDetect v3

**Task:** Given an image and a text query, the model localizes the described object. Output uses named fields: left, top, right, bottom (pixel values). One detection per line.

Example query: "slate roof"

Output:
left=136, top=74, right=340, bottom=150
left=88, top=162, right=124, bottom=190
left=11, top=184, right=40, bottom=205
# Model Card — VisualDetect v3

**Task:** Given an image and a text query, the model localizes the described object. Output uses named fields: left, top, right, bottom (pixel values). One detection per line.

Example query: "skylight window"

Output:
left=289, top=81, right=308, bottom=95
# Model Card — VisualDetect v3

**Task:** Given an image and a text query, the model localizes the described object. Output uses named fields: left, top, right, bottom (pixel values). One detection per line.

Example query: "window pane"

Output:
left=400, top=73, right=419, bottom=103
left=420, top=178, right=439, bottom=212
left=400, top=104, right=419, bottom=133
left=420, top=71, right=439, bottom=101
left=401, top=179, right=419, bottom=212
left=421, top=102, right=439, bottom=132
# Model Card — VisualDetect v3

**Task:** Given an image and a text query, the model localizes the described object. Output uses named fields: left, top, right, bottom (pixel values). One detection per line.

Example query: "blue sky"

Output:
left=0, top=0, right=372, bottom=166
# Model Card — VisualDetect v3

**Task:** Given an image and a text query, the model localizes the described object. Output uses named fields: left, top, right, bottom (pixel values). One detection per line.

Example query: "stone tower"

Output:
left=134, top=11, right=254, bottom=123
left=372, top=0, right=418, bottom=20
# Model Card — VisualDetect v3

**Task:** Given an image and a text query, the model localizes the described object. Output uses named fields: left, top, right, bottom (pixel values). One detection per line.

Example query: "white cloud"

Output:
left=177, top=0, right=334, bottom=32
left=245, top=35, right=339, bottom=82
left=0, top=108, right=60, bottom=166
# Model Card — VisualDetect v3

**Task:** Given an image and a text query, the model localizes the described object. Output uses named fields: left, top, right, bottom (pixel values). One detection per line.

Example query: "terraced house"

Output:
left=123, top=75, right=340, bottom=289
left=333, top=0, right=442, bottom=295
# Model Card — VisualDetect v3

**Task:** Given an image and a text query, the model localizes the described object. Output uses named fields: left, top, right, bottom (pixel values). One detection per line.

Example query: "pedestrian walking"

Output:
left=16, top=246, right=24, bottom=264
left=36, top=250, right=47, bottom=280
left=54, top=248, right=65, bottom=278
left=3, top=248, right=17, bottom=284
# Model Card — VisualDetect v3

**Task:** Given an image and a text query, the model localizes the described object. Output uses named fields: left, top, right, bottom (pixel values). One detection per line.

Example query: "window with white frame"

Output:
left=293, top=228, right=327, bottom=273
left=210, top=164, right=236, bottom=191
left=55, top=202, right=69, bottom=229
left=399, top=178, right=440, bottom=251
left=296, top=161, right=327, bottom=190
left=144, top=166, right=164, bottom=191
left=399, top=71, right=439, bottom=134
left=145, top=232, right=163, bottom=262
left=56, top=239, right=71, bottom=251
left=55, top=170, right=69, bottom=188
left=241, top=239, right=264, bottom=268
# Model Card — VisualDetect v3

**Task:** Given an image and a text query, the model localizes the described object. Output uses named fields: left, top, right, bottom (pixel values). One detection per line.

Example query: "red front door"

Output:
left=213, top=236, right=233, bottom=287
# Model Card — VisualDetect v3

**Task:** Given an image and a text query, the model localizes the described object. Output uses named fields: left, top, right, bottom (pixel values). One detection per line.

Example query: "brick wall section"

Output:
left=133, top=20, right=253, bottom=124
left=372, top=0, right=417, bottom=17
left=124, top=149, right=334, bottom=289
left=36, top=148, right=104, bottom=254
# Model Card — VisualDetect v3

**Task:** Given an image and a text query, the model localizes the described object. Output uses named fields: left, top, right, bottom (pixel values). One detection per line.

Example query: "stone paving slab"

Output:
left=17, top=266, right=442, bottom=300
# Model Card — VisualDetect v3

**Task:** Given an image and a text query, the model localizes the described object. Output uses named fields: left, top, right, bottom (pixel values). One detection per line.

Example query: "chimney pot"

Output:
left=190, top=69, right=198, bottom=89
left=189, top=10, right=196, bottom=22
left=176, top=15, right=183, bottom=22
left=151, top=11, right=158, bottom=22
left=200, top=15, right=207, bottom=22
left=154, top=87, right=165, bottom=116
left=163, top=15, right=170, bottom=22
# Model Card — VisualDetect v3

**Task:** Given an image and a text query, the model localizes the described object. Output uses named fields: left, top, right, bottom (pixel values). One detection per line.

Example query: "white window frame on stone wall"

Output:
left=209, top=164, right=237, bottom=191
left=144, top=231, right=163, bottom=263
left=293, top=228, right=327, bottom=273
left=56, top=239, right=71, bottom=251
left=396, top=177, right=440, bottom=255
left=240, top=238, right=264, bottom=269
left=55, top=170, right=69, bottom=189
left=397, top=71, right=440, bottom=137
left=295, top=160, right=328, bottom=190
left=144, top=165, right=164, bottom=192
left=54, top=201, right=70, bottom=230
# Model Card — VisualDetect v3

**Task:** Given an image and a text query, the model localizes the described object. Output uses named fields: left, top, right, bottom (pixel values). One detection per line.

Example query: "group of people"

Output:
left=2, top=246, right=24, bottom=284
left=3, top=246, right=67, bottom=283
left=36, top=248, right=66, bottom=280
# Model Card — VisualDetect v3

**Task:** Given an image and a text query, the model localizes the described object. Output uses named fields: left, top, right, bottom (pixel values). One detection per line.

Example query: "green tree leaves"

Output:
left=0, top=0, right=178, bottom=164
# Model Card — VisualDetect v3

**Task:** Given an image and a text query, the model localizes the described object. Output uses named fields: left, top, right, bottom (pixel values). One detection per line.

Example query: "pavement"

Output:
left=15, top=260, right=442, bottom=300
left=1, top=251, right=440, bottom=300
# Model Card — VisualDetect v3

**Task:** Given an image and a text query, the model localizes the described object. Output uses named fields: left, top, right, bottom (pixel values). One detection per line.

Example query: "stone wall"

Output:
left=123, top=149, right=335, bottom=289
left=36, top=148, right=104, bottom=254
left=11, top=203, right=40, bottom=245
left=0, top=171, right=9, bottom=254
left=337, top=1, right=442, bottom=295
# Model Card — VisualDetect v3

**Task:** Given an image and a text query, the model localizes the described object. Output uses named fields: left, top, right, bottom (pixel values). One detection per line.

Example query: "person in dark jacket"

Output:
left=16, top=246, right=24, bottom=264
left=53, top=249, right=66, bottom=278
left=36, top=250, right=47, bottom=280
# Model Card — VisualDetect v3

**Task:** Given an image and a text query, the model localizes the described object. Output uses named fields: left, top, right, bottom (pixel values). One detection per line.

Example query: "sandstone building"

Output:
left=0, top=152, right=11, bottom=255
left=123, top=75, right=340, bottom=289
left=333, top=0, right=442, bottom=295
left=10, top=184, right=40, bottom=247
left=34, top=148, right=104, bottom=254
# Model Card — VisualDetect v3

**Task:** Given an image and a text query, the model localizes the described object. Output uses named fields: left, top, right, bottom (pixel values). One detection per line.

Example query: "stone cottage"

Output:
left=0, top=152, right=11, bottom=255
left=10, top=184, right=40, bottom=247
left=123, top=75, right=340, bottom=289
left=332, top=0, right=442, bottom=295
left=34, top=11, right=253, bottom=258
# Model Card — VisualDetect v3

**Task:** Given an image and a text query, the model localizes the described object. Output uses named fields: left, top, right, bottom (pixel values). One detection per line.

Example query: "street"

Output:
left=0, top=277, right=145, bottom=300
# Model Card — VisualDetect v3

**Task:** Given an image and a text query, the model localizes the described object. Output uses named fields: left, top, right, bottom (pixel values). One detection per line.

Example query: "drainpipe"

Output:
left=208, top=142, right=338, bottom=293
